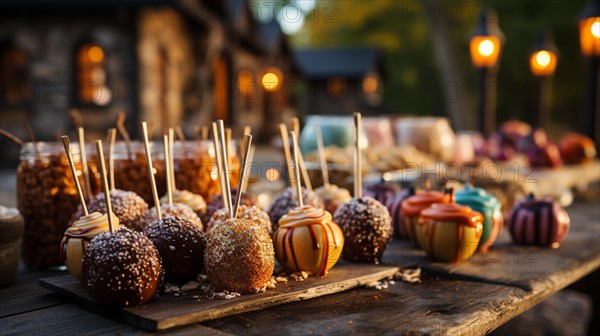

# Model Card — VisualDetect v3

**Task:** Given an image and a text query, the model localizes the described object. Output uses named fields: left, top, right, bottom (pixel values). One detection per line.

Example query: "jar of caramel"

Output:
left=17, top=142, right=99, bottom=269
left=109, top=141, right=166, bottom=205
left=172, top=140, right=240, bottom=200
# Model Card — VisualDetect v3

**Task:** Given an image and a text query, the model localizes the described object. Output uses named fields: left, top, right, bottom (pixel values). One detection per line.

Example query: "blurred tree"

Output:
left=291, top=0, right=588, bottom=136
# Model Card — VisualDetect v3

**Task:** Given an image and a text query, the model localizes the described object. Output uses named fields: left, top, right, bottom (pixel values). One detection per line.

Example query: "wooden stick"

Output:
left=290, top=131, right=304, bottom=208
left=241, top=126, right=251, bottom=162
left=218, top=121, right=234, bottom=218
left=77, top=127, right=92, bottom=199
left=23, top=122, right=39, bottom=155
left=116, top=112, right=132, bottom=160
left=315, top=125, right=329, bottom=186
left=163, top=134, right=173, bottom=206
left=107, top=128, right=117, bottom=190
left=290, top=117, right=300, bottom=136
left=290, top=117, right=312, bottom=189
left=141, top=122, right=162, bottom=220
left=168, top=128, right=177, bottom=191
left=354, top=112, right=362, bottom=198
left=240, top=144, right=255, bottom=195
left=24, top=122, right=36, bottom=143
left=175, top=126, right=186, bottom=141
left=212, top=122, right=229, bottom=216
left=234, top=134, right=253, bottom=218
left=96, top=140, right=115, bottom=233
left=0, top=129, right=24, bottom=146
left=279, top=124, right=296, bottom=190
left=61, top=136, right=88, bottom=216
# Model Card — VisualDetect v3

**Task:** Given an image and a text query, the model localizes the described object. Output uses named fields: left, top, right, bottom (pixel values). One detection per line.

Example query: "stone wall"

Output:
left=0, top=9, right=137, bottom=166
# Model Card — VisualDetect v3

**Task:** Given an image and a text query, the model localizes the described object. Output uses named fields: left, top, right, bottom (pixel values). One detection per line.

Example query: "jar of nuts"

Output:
left=172, top=140, right=240, bottom=200
left=109, top=141, right=166, bottom=204
left=17, top=142, right=93, bottom=269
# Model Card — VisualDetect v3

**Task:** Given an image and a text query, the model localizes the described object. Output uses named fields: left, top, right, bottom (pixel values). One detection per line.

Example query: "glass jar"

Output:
left=99, top=141, right=166, bottom=205
left=172, top=140, right=240, bottom=200
left=17, top=142, right=98, bottom=269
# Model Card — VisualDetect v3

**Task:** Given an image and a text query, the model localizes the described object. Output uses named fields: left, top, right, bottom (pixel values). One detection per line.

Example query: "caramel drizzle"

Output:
left=420, top=204, right=483, bottom=228
left=278, top=209, right=339, bottom=276
left=420, top=204, right=483, bottom=262
left=402, top=192, right=448, bottom=217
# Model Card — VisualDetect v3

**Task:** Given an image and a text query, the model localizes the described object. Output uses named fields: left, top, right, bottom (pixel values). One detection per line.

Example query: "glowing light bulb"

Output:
left=88, top=46, right=104, bottom=62
left=478, top=39, right=495, bottom=57
left=591, top=21, right=600, bottom=38
left=535, top=51, right=551, bottom=67
left=261, top=72, right=280, bottom=91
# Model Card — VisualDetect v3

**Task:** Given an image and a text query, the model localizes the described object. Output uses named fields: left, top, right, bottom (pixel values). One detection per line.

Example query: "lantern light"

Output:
left=578, top=0, right=600, bottom=143
left=579, top=0, right=600, bottom=57
left=469, top=9, right=505, bottom=69
left=469, top=8, right=504, bottom=136
left=530, top=33, right=559, bottom=77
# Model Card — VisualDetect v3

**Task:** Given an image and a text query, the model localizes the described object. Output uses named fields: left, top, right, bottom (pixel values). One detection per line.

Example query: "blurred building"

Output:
left=0, top=0, right=297, bottom=166
left=294, top=47, right=386, bottom=116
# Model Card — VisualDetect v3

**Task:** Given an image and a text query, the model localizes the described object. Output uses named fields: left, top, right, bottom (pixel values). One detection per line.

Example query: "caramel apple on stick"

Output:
left=333, top=112, right=392, bottom=264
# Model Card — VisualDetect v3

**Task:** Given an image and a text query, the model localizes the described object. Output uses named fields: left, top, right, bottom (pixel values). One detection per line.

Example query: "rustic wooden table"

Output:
left=1, top=200, right=598, bottom=335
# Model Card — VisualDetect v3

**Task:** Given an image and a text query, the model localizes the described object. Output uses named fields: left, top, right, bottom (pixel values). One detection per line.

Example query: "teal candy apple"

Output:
left=455, top=184, right=503, bottom=252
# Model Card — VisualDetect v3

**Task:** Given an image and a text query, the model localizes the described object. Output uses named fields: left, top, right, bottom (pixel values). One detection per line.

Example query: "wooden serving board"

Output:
left=39, top=263, right=398, bottom=332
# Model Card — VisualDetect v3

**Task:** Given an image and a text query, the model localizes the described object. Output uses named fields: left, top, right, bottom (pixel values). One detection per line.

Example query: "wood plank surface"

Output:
left=382, top=201, right=600, bottom=292
left=2, top=200, right=596, bottom=335
left=0, top=303, right=232, bottom=336
left=202, top=270, right=529, bottom=336
left=0, top=271, right=66, bottom=318
left=39, top=263, right=399, bottom=331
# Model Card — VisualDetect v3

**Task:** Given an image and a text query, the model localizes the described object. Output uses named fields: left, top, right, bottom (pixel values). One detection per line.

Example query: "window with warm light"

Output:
left=76, top=43, right=111, bottom=105
left=238, top=70, right=255, bottom=101
left=0, top=43, right=30, bottom=105
left=362, top=73, right=382, bottom=106
left=579, top=17, right=600, bottom=56
left=362, top=76, right=378, bottom=94
left=530, top=50, right=558, bottom=77
left=469, top=36, right=502, bottom=68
